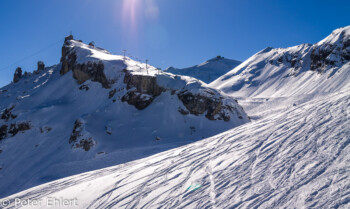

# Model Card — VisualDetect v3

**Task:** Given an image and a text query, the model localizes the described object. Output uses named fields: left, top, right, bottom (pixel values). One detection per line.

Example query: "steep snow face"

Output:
left=3, top=88, right=350, bottom=209
left=0, top=38, right=248, bottom=198
left=165, top=56, right=241, bottom=83
left=210, top=26, right=350, bottom=97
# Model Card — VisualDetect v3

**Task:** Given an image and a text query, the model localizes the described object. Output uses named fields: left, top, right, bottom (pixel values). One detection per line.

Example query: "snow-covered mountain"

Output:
left=165, top=56, right=241, bottom=83
left=210, top=26, right=350, bottom=97
left=2, top=26, right=350, bottom=209
left=0, top=36, right=249, bottom=198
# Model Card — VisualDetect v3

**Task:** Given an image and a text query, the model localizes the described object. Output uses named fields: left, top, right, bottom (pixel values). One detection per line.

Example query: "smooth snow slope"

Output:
left=210, top=26, right=350, bottom=98
left=0, top=40, right=248, bottom=198
left=3, top=88, right=350, bottom=209
left=165, top=56, right=241, bottom=83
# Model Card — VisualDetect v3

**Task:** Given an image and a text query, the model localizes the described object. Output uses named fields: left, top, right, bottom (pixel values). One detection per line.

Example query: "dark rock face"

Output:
left=8, top=122, right=31, bottom=136
left=122, top=69, right=164, bottom=110
left=13, top=67, right=22, bottom=83
left=109, top=89, right=117, bottom=99
left=0, top=122, right=31, bottom=141
left=60, top=45, right=77, bottom=75
left=310, top=31, right=350, bottom=73
left=178, top=91, right=233, bottom=121
left=1, top=105, right=17, bottom=121
left=35, top=61, right=45, bottom=74
left=0, top=125, right=8, bottom=140
left=60, top=36, right=110, bottom=88
left=121, top=69, right=241, bottom=121
left=73, top=61, right=110, bottom=88
left=75, top=139, right=95, bottom=151
left=69, top=120, right=95, bottom=151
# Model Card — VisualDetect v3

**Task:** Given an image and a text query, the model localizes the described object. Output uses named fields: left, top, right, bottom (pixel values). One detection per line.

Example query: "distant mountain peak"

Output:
left=165, top=56, right=241, bottom=83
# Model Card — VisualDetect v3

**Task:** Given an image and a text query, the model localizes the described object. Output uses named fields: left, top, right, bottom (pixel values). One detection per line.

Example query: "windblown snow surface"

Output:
left=165, top=57, right=241, bottom=83
left=2, top=85, right=350, bottom=209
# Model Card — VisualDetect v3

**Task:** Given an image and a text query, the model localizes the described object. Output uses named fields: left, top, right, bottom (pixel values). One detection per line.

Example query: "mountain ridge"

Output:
left=165, top=56, right=241, bottom=83
left=210, top=26, right=350, bottom=98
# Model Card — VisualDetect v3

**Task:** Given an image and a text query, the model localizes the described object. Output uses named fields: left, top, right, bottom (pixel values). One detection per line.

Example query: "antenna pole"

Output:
left=123, top=50, right=127, bottom=60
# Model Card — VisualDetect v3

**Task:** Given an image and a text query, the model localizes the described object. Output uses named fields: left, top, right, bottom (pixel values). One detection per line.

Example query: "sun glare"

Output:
left=122, top=0, right=142, bottom=34
left=121, top=0, right=159, bottom=39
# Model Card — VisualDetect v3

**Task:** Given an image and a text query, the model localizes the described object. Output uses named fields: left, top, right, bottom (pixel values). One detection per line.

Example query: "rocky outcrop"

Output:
left=122, top=69, right=164, bottom=110
left=1, top=105, right=17, bottom=121
left=8, top=122, right=31, bottom=136
left=40, top=126, right=52, bottom=133
left=310, top=30, right=350, bottom=72
left=109, top=89, right=117, bottom=99
left=178, top=91, right=237, bottom=121
left=0, top=125, right=8, bottom=140
left=13, top=67, right=22, bottom=83
left=69, top=120, right=95, bottom=151
left=34, top=61, right=45, bottom=74
left=60, top=35, right=110, bottom=88
left=121, top=69, right=244, bottom=121
left=60, top=37, right=77, bottom=75
left=73, top=61, right=110, bottom=88
left=0, top=121, right=31, bottom=141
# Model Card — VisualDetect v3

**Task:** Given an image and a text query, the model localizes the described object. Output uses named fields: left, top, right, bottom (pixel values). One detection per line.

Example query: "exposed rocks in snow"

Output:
left=122, top=69, right=246, bottom=121
left=1, top=105, right=17, bottom=121
left=88, top=42, right=95, bottom=47
left=79, top=84, right=90, bottom=91
left=60, top=41, right=77, bottom=75
left=73, top=61, right=110, bottom=88
left=34, top=61, right=45, bottom=74
left=69, top=120, right=95, bottom=151
left=75, top=138, right=95, bottom=151
left=122, top=69, right=164, bottom=110
left=60, top=36, right=111, bottom=88
left=7, top=122, right=31, bottom=136
left=0, top=121, right=31, bottom=140
left=0, top=125, right=8, bottom=140
left=178, top=107, right=189, bottom=115
left=13, top=67, right=22, bottom=83
left=109, top=89, right=117, bottom=99
left=40, top=126, right=52, bottom=133
left=310, top=30, right=350, bottom=73
left=178, top=90, right=236, bottom=121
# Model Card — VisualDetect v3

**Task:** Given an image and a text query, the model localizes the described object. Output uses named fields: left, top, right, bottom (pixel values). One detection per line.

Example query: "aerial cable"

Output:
left=0, top=38, right=64, bottom=72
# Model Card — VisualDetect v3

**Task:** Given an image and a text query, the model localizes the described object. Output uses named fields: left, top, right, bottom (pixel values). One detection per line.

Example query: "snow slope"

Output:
left=3, top=87, right=350, bottom=209
left=165, top=56, right=241, bottom=83
left=0, top=38, right=248, bottom=198
left=210, top=26, right=350, bottom=98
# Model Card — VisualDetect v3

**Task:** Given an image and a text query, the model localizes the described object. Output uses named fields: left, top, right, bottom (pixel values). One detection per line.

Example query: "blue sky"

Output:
left=0, top=0, right=349, bottom=87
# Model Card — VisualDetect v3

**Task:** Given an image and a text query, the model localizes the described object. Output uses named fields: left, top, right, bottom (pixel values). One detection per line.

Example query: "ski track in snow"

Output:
left=2, top=89, right=350, bottom=209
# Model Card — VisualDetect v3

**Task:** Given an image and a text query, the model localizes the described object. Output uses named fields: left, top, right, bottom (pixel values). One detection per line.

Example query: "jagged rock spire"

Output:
left=13, top=67, right=22, bottom=83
